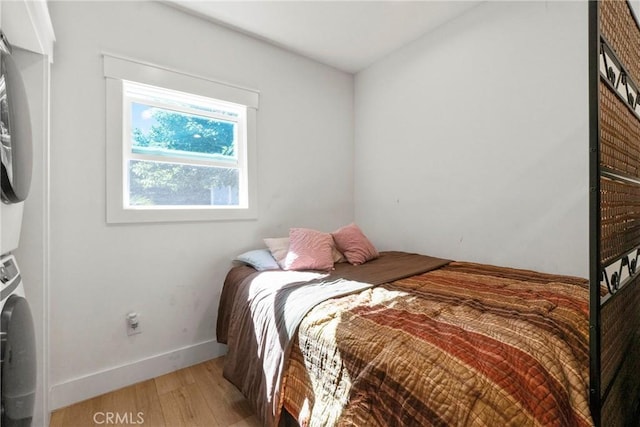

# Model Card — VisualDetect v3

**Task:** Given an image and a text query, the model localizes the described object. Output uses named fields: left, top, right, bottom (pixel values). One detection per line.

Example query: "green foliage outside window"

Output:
left=129, top=104, right=239, bottom=206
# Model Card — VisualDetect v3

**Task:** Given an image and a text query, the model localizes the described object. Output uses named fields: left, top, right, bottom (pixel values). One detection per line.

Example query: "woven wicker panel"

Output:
left=598, top=2, right=640, bottom=425
left=600, top=82, right=640, bottom=176
left=601, top=345, right=640, bottom=427
left=600, top=176, right=640, bottom=265
left=600, top=277, right=640, bottom=426
left=600, top=0, right=640, bottom=84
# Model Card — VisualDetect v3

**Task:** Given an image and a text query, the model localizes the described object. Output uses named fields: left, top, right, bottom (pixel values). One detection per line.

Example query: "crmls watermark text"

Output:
left=93, top=412, right=145, bottom=425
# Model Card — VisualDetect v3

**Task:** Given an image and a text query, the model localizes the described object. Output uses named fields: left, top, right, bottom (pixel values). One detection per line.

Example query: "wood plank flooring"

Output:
left=49, top=357, right=260, bottom=427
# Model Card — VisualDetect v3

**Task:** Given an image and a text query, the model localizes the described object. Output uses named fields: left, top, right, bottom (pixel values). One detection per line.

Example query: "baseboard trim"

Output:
left=50, top=340, right=226, bottom=410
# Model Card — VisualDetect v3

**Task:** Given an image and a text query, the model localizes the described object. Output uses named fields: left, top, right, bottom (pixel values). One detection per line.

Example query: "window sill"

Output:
left=106, top=205, right=258, bottom=224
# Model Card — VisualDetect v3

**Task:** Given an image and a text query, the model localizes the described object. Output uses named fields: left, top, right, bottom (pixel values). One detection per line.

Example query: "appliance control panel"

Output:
left=0, top=254, right=20, bottom=291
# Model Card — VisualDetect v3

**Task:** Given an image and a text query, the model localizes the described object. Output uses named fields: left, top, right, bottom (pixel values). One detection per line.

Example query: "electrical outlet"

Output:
left=127, top=312, right=142, bottom=336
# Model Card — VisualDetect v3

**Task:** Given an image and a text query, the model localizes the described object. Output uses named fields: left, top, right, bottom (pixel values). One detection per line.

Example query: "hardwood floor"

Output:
left=49, top=357, right=260, bottom=427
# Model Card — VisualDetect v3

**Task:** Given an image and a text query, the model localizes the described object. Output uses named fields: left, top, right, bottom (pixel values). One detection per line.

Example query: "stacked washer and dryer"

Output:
left=0, top=30, right=37, bottom=427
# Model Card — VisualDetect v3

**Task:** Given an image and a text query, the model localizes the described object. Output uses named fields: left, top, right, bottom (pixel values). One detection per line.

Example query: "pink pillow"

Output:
left=265, top=236, right=344, bottom=268
left=331, top=223, right=379, bottom=265
left=283, top=228, right=335, bottom=271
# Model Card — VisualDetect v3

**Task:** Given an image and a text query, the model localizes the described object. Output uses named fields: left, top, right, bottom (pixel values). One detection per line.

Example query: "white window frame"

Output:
left=104, top=54, right=259, bottom=223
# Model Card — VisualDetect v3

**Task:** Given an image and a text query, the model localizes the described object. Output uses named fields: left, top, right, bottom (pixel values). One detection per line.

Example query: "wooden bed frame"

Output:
left=590, top=1, right=640, bottom=425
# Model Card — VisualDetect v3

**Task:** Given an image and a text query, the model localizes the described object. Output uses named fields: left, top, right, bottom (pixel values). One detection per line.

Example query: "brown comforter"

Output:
left=218, top=252, right=592, bottom=426
left=282, top=261, right=592, bottom=426
left=217, top=251, right=451, bottom=426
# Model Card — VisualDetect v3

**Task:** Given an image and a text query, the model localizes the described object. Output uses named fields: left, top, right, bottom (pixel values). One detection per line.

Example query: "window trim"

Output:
left=104, top=54, right=259, bottom=223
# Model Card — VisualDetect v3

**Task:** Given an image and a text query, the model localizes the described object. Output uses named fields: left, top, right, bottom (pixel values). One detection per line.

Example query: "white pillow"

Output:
left=264, top=237, right=290, bottom=269
left=234, top=249, right=281, bottom=271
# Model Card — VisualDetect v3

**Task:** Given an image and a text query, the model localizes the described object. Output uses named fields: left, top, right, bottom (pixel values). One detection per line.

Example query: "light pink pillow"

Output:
left=283, top=228, right=335, bottom=271
left=332, top=244, right=346, bottom=263
left=264, top=237, right=290, bottom=269
left=265, top=236, right=345, bottom=267
left=331, top=223, right=379, bottom=265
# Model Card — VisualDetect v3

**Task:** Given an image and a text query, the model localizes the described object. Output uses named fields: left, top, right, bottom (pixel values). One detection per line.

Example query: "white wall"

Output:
left=631, top=0, right=640, bottom=20
left=354, top=1, right=589, bottom=277
left=48, top=1, right=353, bottom=409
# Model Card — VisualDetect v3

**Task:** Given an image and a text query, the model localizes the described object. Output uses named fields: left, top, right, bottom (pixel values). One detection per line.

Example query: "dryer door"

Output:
left=0, top=47, right=33, bottom=204
left=1, top=294, right=36, bottom=427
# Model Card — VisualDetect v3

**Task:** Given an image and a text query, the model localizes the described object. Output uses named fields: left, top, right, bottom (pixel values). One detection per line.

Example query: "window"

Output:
left=124, top=82, right=246, bottom=208
left=104, top=55, right=259, bottom=223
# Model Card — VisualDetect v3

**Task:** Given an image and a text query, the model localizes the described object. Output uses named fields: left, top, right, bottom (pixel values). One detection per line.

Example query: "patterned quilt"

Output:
left=219, top=252, right=451, bottom=427
left=281, top=262, right=592, bottom=426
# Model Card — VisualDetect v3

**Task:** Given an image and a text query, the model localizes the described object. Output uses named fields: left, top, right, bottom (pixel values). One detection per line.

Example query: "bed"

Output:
left=217, top=251, right=592, bottom=427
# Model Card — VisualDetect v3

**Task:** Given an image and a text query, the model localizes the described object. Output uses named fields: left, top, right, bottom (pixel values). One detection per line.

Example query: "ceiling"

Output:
left=164, top=1, right=481, bottom=74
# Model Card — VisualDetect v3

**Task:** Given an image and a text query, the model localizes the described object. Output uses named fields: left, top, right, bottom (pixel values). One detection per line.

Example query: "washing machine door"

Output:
left=0, top=40, right=33, bottom=204
left=1, top=294, right=36, bottom=427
